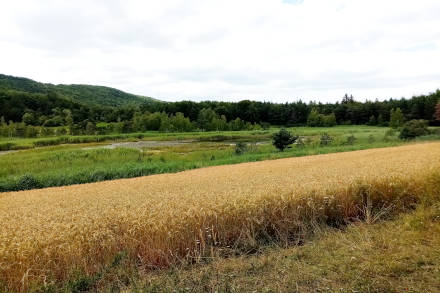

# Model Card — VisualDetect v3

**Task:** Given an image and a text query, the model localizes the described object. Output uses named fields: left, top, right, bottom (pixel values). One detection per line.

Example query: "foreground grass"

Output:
left=1, top=143, right=439, bottom=291
left=0, top=126, right=412, bottom=192
left=127, top=203, right=440, bottom=293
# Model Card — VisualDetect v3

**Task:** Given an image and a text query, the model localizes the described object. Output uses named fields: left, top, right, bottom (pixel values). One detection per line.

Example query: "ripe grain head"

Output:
left=1, top=143, right=440, bottom=291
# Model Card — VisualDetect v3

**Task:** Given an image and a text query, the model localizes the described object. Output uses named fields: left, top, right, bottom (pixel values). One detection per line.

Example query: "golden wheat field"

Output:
left=1, top=142, right=440, bottom=291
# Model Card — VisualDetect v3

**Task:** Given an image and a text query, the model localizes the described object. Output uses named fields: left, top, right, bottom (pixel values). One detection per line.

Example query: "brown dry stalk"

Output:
left=1, top=143, right=440, bottom=291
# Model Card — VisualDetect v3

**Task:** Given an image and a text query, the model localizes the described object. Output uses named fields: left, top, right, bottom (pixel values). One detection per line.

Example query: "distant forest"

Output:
left=0, top=74, right=439, bottom=136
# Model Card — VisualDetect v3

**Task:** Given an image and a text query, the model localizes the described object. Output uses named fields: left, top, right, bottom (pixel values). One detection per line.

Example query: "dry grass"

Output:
left=1, top=143, right=440, bottom=291
left=136, top=203, right=440, bottom=292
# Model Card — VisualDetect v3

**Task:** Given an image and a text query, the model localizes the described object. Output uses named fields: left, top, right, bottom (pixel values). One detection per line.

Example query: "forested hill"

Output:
left=0, top=74, right=158, bottom=107
left=0, top=73, right=439, bottom=130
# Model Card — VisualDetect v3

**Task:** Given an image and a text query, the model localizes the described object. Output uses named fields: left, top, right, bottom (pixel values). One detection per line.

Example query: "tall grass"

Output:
left=0, top=135, right=403, bottom=192
left=0, top=143, right=439, bottom=292
left=0, top=126, right=391, bottom=150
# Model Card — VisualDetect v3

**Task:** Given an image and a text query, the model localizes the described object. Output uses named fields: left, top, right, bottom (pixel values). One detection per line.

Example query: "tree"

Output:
left=261, top=122, right=270, bottom=130
left=435, top=101, right=440, bottom=121
left=113, top=117, right=124, bottom=133
left=132, top=111, right=143, bottom=131
left=25, top=126, right=38, bottom=138
left=307, top=109, right=336, bottom=127
left=170, top=112, right=194, bottom=132
left=307, top=108, right=322, bottom=127
left=229, top=117, right=245, bottom=131
left=211, top=115, right=228, bottom=131
left=22, top=112, right=35, bottom=126
left=197, top=108, right=217, bottom=131
left=144, top=112, right=166, bottom=131
left=272, top=128, right=298, bottom=151
left=389, top=108, right=404, bottom=128
left=322, top=113, right=336, bottom=126
left=85, top=121, right=96, bottom=135
left=342, top=94, right=354, bottom=104
left=367, top=115, right=377, bottom=126
left=0, top=116, right=6, bottom=137
left=377, top=114, right=385, bottom=126
left=64, top=109, right=74, bottom=135
left=159, top=116, right=173, bottom=132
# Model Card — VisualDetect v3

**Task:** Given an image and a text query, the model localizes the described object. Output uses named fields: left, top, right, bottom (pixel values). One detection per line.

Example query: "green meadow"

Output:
left=1, top=125, right=438, bottom=192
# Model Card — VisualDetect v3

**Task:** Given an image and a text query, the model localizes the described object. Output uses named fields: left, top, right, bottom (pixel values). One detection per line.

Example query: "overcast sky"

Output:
left=1, top=0, right=440, bottom=103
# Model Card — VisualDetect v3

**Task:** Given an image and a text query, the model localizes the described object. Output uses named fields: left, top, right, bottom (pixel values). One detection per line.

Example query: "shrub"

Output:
left=345, top=135, right=356, bottom=145
left=17, top=174, right=42, bottom=190
left=0, top=142, right=15, bottom=151
left=399, top=119, right=430, bottom=140
left=235, top=142, right=247, bottom=155
left=296, top=137, right=306, bottom=148
left=261, top=122, right=270, bottom=130
left=272, top=128, right=298, bottom=151
left=383, top=128, right=396, bottom=142
left=320, top=133, right=333, bottom=146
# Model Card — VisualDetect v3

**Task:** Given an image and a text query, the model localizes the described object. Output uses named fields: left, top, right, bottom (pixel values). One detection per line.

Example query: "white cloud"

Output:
left=1, top=0, right=439, bottom=103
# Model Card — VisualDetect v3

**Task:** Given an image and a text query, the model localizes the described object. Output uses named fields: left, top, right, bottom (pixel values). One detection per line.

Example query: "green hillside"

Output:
left=0, top=74, right=159, bottom=107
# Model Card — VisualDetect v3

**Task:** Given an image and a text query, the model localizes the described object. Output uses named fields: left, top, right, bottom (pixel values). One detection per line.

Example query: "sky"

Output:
left=1, top=0, right=440, bottom=103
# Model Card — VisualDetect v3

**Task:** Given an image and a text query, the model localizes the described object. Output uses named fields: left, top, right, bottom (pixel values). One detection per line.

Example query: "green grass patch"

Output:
left=0, top=126, right=438, bottom=192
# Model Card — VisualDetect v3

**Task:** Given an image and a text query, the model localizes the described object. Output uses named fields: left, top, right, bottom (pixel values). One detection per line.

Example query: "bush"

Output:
left=399, top=120, right=430, bottom=140
left=296, top=137, right=306, bottom=148
left=0, top=142, right=16, bottom=151
left=235, top=142, right=248, bottom=155
left=383, top=128, right=396, bottom=142
left=261, top=122, right=270, bottom=130
left=272, top=128, right=298, bottom=151
left=17, top=174, right=42, bottom=190
left=345, top=135, right=356, bottom=145
left=320, top=133, right=333, bottom=146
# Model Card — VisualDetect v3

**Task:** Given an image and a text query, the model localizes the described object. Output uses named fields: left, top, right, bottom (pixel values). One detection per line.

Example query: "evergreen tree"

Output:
left=272, top=128, right=298, bottom=151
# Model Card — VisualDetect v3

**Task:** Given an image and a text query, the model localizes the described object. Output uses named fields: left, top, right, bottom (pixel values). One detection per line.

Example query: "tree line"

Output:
left=142, top=92, right=439, bottom=126
left=0, top=88, right=439, bottom=137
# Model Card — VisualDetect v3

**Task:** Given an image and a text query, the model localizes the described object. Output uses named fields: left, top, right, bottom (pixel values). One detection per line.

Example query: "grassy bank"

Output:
left=1, top=143, right=439, bottom=291
left=125, top=202, right=440, bottom=293
left=0, top=126, right=413, bottom=192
